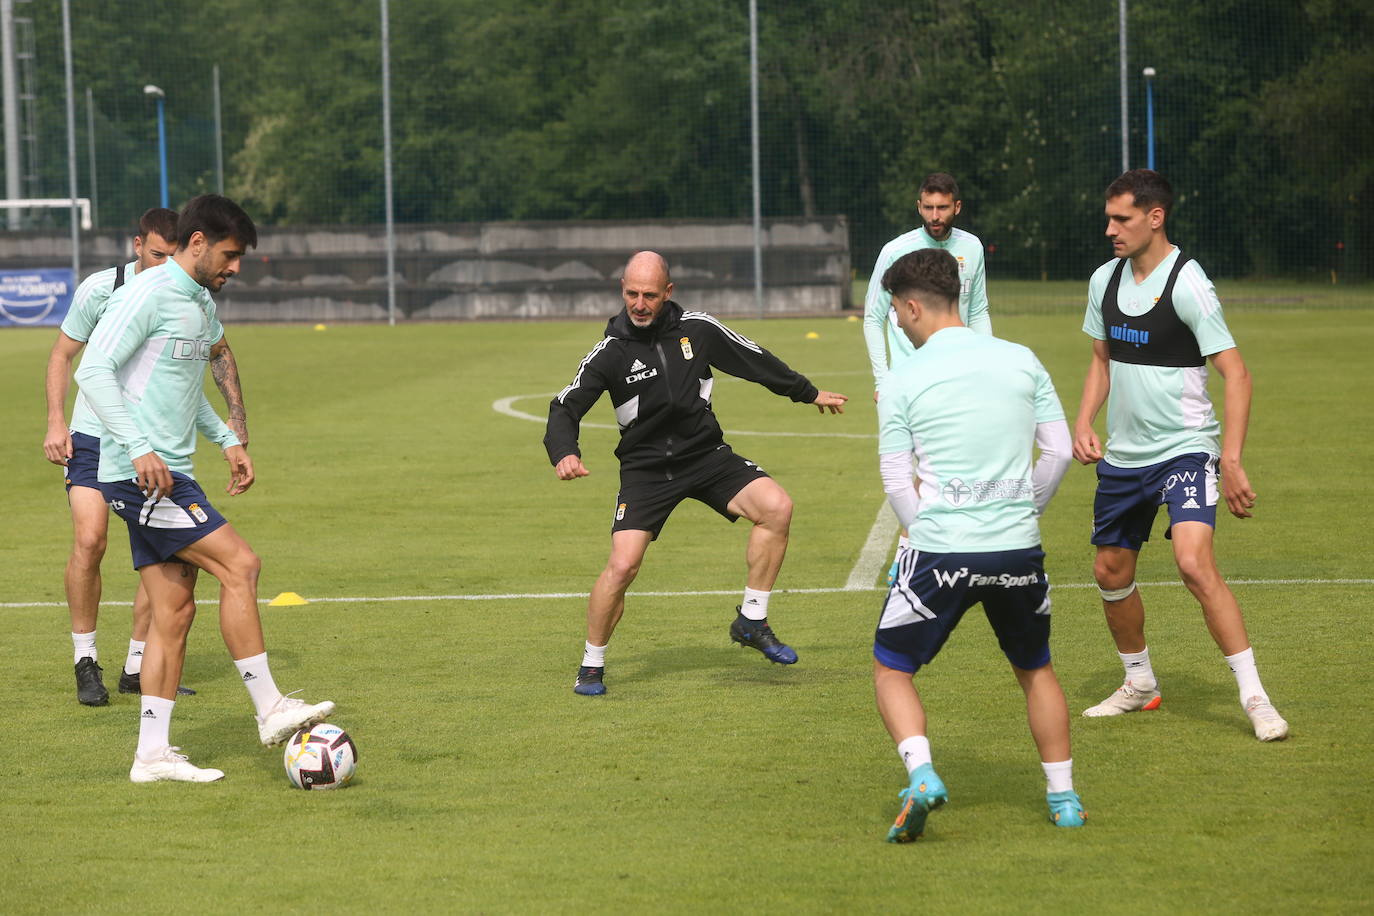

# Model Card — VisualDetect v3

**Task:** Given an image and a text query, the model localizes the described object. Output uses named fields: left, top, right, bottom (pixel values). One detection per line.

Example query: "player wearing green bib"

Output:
left=863, top=173, right=992, bottom=584
left=43, top=208, right=246, bottom=705
left=873, top=248, right=1081, bottom=842
left=76, top=195, right=334, bottom=782
left=1072, top=170, right=1287, bottom=742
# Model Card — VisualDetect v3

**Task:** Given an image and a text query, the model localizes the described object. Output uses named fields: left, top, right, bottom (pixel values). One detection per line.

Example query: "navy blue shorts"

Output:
left=1092, top=452, right=1218, bottom=550
left=612, top=446, right=769, bottom=539
left=99, top=472, right=229, bottom=569
left=64, top=431, right=101, bottom=491
left=873, top=547, right=1052, bottom=674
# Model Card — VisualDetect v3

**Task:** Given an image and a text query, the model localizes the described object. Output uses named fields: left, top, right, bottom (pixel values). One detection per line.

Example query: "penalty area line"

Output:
left=3, top=577, right=1372, bottom=609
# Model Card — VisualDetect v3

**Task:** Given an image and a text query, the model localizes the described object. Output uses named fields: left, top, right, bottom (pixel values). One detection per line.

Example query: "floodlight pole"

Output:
left=85, top=86, right=97, bottom=228
left=212, top=64, right=224, bottom=195
left=145, top=85, right=168, bottom=208
left=1118, top=0, right=1129, bottom=173
left=1143, top=67, right=1156, bottom=170
left=61, top=0, right=78, bottom=275
left=380, top=0, right=396, bottom=326
left=2, top=0, right=20, bottom=229
left=749, top=0, right=763, bottom=318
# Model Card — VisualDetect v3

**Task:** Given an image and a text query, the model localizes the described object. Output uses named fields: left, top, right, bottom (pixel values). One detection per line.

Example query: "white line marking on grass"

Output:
left=492, top=393, right=877, bottom=439
left=4, top=578, right=1371, bottom=609
left=844, top=501, right=899, bottom=590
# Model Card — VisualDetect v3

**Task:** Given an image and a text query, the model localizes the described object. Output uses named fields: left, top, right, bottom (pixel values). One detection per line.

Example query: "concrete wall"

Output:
left=0, top=216, right=850, bottom=322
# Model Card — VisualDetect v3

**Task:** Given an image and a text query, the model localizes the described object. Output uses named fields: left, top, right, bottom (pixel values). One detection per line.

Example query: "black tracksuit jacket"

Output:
left=544, top=301, right=819, bottom=483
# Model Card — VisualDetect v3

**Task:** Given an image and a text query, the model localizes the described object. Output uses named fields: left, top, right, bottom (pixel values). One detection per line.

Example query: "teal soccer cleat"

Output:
left=886, top=763, right=948, bottom=843
left=1047, top=790, right=1086, bottom=827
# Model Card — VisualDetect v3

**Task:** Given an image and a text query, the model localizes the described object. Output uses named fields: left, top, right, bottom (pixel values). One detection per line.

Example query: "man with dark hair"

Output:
left=545, top=250, right=848, bottom=696
left=863, top=173, right=993, bottom=585
left=1073, top=169, right=1287, bottom=741
left=873, top=247, right=1079, bottom=841
left=75, top=195, right=332, bottom=782
left=43, top=207, right=247, bottom=706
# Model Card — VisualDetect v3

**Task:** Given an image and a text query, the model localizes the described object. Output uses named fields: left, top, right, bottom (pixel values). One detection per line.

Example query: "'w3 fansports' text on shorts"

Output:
left=1092, top=452, right=1218, bottom=550
left=99, top=472, right=228, bottom=569
left=874, top=546, right=1051, bottom=674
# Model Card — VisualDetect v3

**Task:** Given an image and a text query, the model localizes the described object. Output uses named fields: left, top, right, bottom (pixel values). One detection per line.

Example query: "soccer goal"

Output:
left=0, top=197, right=92, bottom=230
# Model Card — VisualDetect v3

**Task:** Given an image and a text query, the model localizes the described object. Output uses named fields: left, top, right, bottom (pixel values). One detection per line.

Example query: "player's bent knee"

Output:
left=70, top=531, right=108, bottom=563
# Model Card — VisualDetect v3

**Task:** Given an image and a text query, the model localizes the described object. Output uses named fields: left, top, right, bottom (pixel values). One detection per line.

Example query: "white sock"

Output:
left=234, top=652, right=284, bottom=717
left=125, top=639, right=146, bottom=675
left=582, top=642, right=607, bottom=668
left=740, top=587, right=770, bottom=621
left=137, top=695, right=174, bottom=759
left=896, top=735, right=931, bottom=775
left=1042, top=758, right=1074, bottom=794
left=1119, top=647, right=1156, bottom=690
left=1225, top=646, right=1267, bottom=704
left=72, top=630, right=97, bottom=664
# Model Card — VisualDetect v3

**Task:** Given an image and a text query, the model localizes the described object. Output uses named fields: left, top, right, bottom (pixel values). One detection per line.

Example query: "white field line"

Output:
left=492, top=393, right=877, bottom=440
left=844, top=500, right=900, bottom=590
left=4, top=578, right=1372, bottom=609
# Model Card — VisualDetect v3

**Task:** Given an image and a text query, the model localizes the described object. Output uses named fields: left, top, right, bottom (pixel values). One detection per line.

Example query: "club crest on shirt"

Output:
left=955, top=255, right=966, bottom=273
left=680, top=336, right=694, bottom=360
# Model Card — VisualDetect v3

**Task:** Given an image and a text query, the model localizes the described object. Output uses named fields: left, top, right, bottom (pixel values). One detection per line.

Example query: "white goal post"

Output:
left=1, top=198, right=93, bottom=230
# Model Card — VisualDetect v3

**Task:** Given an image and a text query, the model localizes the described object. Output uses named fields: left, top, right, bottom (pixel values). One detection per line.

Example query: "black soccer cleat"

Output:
left=729, top=610, right=798, bottom=665
left=574, top=665, right=607, bottom=696
left=75, top=657, right=109, bottom=706
left=118, top=669, right=196, bottom=696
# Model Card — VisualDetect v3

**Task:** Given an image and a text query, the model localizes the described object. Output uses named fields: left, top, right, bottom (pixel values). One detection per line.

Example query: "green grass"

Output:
left=2, top=299, right=1372, bottom=913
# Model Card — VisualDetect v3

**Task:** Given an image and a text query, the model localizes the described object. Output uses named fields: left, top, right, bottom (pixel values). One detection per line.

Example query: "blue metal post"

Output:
left=155, top=95, right=168, bottom=207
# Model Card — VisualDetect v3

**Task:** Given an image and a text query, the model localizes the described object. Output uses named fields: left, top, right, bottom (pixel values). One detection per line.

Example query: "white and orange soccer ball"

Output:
left=283, top=723, right=357, bottom=790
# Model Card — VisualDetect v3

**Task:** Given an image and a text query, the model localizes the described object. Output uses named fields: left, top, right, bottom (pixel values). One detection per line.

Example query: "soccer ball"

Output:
left=283, top=723, right=357, bottom=790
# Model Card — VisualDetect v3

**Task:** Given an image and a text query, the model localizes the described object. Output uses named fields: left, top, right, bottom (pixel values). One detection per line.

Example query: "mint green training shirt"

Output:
left=60, top=261, right=137, bottom=437
left=864, top=226, right=991, bottom=387
left=878, top=327, right=1064, bottom=553
left=73, top=259, right=239, bottom=481
left=1082, top=247, right=1235, bottom=468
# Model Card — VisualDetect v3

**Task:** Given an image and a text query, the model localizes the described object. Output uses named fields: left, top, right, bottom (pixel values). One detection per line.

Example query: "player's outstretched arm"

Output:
left=209, top=336, right=248, bottom=447
left=554, top=454, right=590, bottom=480
left=812, top=390, right=848, bottom=414
left=42, top=332, right=84, bottom=465
left=223, top=444, right=255, bottom=496
left=1072, top=340, right=1110, bottom=464
left=1210, top=347, right=1256, bottom=518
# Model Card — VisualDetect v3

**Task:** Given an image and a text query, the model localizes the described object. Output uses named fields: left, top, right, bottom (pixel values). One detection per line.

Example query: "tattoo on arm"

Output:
left=210, top=347, right=246, bottom=420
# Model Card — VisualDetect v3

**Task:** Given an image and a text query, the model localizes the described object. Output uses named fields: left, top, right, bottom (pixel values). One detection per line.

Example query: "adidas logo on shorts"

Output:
left=1181, top=498, right=1200, bottom=509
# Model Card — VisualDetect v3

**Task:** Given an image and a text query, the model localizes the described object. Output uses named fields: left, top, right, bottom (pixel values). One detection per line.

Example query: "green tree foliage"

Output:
left=6, top=0, right=1371, bottom=277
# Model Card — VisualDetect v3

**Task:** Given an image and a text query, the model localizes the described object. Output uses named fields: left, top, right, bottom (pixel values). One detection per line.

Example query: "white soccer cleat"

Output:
left=256, top=693, right=336, bottom=747
left=129, top=747, right=225, bottom=783
left=1244, top=696, right=1289, bottom=741
left=1082, top=680, right=1162, bottom=717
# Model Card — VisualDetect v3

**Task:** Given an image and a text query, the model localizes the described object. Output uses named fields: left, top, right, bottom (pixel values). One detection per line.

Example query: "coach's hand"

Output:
left=43, top=422, right=73, bottom=466
left=813, top=391, right=848, bottom=414
left=555, top=454, right=590, bottom=480
left=131, top=450, right=174, bottom=499
left=1071, top=425, right=1103, bottom=465
left=223, top=445, right=255, bottom=496
left=1221, top=457, right=1256, bottom=519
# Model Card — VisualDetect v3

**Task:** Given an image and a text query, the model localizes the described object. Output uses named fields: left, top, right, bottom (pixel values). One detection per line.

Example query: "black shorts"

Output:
left=612, top=447, right=770, bottom=539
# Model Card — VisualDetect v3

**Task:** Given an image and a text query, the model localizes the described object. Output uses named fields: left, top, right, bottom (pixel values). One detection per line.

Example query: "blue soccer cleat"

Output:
left=887, top=763, right=948, bottom=843
left=886, top=555, right=901, bottom=587
left=729, top=611, right=798, bottom=665
left=573, top=665, right=606, bottom=696
left=1047, top=790, right=1086, bottom=827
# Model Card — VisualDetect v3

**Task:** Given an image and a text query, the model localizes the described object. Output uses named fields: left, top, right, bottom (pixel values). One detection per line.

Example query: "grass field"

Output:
left=2, top=290, right=1372, bottom=913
